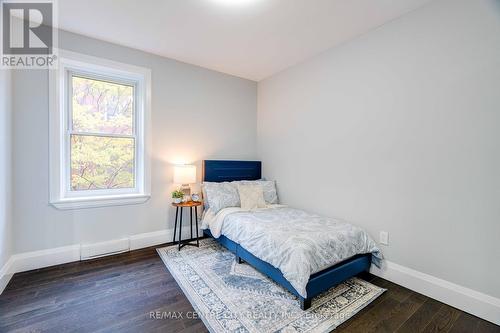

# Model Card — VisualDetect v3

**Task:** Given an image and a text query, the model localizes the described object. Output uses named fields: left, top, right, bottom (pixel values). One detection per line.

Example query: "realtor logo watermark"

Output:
left=1, top=0, right=58, bottom=69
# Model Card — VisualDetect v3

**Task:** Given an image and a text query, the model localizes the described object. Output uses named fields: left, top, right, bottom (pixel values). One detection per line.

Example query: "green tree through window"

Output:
left=70, top=76, right=135, bottom=190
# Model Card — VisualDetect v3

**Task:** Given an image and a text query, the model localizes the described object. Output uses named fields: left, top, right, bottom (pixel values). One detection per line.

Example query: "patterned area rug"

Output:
left=157, top=239, right=385, bottom=333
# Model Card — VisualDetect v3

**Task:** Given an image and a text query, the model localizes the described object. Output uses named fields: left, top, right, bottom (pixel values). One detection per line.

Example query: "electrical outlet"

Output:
left=379, top=231, right=389, bottom=245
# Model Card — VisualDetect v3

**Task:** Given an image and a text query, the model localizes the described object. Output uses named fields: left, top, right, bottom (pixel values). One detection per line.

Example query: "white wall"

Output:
left=0, top=69, right=13, bottom=282
left=258, top=0, right=500, bottom=299
left=12, top=30, right=257, bottom=253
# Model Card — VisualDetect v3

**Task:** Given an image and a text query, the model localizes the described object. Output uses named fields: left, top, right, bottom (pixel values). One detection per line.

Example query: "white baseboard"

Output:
left=11, top=244, right=81, bottom=273
left=130, top=229, right=169, bottom=250
left=81, top=238, right=130, bottom=260
left=370, top=260, right=500, bottom=326
left=0, top=245, right=80, bottom=294
left=0, top=227, right=204, bottom=294
left=0, top=257, right=14, bottom=294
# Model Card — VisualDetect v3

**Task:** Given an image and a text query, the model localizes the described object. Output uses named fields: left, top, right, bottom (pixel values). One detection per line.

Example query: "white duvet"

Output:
left=201, top=205, right=382, bottom=298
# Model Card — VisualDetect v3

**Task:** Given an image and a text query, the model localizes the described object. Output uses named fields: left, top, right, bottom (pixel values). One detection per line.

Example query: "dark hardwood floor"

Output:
left=0, top=244, right=498, bottom=333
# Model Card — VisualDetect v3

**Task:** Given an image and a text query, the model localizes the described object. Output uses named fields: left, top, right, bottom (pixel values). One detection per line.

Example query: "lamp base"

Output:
left=181, top=184, right=191, bottom=201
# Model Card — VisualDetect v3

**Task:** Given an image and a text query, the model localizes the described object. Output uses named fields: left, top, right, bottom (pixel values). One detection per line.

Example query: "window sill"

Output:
left=50, top=194, right=151, bottom=210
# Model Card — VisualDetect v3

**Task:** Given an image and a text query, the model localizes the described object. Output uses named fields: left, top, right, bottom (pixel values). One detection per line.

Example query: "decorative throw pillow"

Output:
left=237, top=180, right=278, bottom=204
left=238, top=184, right=266, bottom=210
left=203, top=182, right=240, bottom=214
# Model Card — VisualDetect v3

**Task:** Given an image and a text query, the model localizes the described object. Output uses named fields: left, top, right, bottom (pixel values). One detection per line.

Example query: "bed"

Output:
left=201, top=160, right=381, bottom=310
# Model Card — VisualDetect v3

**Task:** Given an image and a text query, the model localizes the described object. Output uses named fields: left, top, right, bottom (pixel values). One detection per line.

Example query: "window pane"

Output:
left=71, top=135, right=135, bottom=191
left=72, top=76, right=134, bottom=135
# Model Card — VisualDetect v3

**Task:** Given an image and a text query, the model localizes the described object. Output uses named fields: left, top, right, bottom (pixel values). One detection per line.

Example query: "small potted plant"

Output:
left=172, top=190, right=184, bottom=204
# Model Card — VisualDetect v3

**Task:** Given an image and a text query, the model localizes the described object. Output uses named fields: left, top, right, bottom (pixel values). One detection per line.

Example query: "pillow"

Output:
left=237, top=180, right=278, bottom=204
left=203, top=182, right=240, bottom=214
left=201, top=184, right=209, bottom=210
left=238, top=184, right=266, bottom=210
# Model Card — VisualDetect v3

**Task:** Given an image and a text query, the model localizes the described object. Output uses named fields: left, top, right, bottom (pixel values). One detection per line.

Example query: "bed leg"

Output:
left=235, top=255, right=243, bottom=264
left=300, top=298, right=311, bottom=311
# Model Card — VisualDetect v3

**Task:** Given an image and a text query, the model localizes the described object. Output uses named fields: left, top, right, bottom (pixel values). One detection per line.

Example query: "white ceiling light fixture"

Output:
left=209, top=0, right=261, bottom=6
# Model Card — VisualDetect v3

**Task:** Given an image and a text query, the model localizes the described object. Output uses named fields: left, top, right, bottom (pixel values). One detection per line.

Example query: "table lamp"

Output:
left=173, top=165, right=196, bottom=198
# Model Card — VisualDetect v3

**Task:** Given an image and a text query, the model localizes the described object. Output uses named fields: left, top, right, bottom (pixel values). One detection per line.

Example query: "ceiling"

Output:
left=58, top=0, right=433, bottom=81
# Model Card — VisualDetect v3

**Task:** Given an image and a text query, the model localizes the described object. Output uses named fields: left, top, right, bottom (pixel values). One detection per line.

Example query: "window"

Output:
left=50, top=50, right=151, bottom=209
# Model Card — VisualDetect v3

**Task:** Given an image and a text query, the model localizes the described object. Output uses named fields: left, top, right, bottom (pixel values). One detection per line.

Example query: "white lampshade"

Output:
left=173, top=165, right=196, bottom=185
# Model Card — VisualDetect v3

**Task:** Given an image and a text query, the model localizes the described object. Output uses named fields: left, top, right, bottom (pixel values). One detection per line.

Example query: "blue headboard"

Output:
left=203, top=160, right=262, bottom=182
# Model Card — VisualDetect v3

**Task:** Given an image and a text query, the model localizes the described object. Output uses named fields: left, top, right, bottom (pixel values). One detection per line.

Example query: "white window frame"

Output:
left=49, top=50, right=151, bottom=210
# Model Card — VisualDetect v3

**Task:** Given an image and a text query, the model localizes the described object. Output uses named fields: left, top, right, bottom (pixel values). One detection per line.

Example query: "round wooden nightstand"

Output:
left=172, top=201, right=202, bottom=250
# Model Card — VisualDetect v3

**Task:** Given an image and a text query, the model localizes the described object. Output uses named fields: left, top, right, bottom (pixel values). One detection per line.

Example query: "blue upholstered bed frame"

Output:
left=202, top=160, right=372, bottom=310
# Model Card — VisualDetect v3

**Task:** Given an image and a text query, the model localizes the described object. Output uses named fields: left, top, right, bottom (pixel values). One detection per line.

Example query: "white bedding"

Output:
left=201, top=206, right=382, bottom=298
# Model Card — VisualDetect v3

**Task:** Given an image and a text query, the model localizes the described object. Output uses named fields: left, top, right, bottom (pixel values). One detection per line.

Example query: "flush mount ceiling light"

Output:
left=210, top=0, right=260, bottom=6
